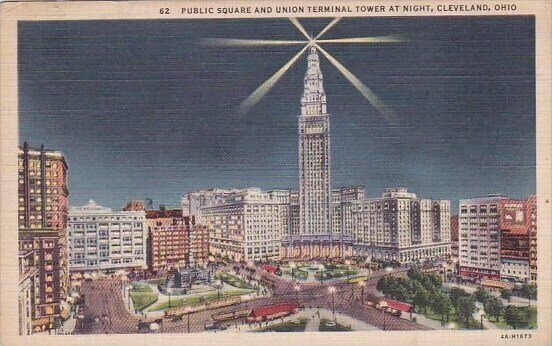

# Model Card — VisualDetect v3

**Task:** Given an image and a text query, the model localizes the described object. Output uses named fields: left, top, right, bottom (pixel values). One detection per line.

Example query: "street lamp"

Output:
left=289, top=262, right=296, bottom=282
left=328, top=286, right=336, bottom=316
left=216, top=279, right=222, bottom=300
left=384, top=266, right=394, bottom=282
left=358, top=281, right=366, bottom=304
left=380, top=300, right=388, bottom=331
left=294, top=284, right=301, bottom=302
left=480, top=313, right=486, bottom=330
left=345, top=260, right=351, bottom=279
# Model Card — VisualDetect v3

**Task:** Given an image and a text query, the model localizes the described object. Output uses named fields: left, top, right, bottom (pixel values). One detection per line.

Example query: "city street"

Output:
left=75, top=264, right=428, bottom=334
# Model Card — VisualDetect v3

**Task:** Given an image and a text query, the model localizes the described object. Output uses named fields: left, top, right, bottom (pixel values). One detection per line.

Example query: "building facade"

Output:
left=18, top=143, right=69, bottom=332
left=189, top=188, right=286, bottom=262
left=189, top=222, right=210, bottom=266
left=146, top=208, right=189, bottom=271
left=459, top=195, right=536, bottom=283
left=459, top=195, right=507, bottom=281
left=450, top=215, right=459, bottom=259
left=67, top=200, right=147, bottom=272
left=499, top=199, right=532, bottom=283
left=354, top=188, right=451, bottom=263
left=18, top=250, right=39, bottom=335
left=527, top=196, right=537, bottom=283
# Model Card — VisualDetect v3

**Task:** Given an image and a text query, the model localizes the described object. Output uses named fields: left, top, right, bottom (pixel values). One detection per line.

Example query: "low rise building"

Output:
left=68, top=200, right=147, bottom=272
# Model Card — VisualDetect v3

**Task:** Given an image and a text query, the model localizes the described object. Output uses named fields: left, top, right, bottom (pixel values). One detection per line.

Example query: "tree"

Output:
left=407, top=268, right=423, bottom=282
left=449, top=287, right=470, bottom=310
left=432, top=291, right=453, bottom=324
left=520, top=284, right=537, bottom=300
left=503, top=306, right=529, bottom=329
left=484, top=297, right=504, bottom=322
left=428, top=273, right=443, bottom=289
left=412, top=283, right=431, bottom=313
left=377, top=276, right=392, bottom=292
left=456, top=296, right=476, bottom=328
left=501, top=289, right=513, bottom=302
left=474, top=287, right=490, bottom=304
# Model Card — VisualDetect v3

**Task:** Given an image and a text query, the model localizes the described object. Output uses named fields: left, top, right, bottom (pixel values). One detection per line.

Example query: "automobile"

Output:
left=325, top=321, right=337, bottom=327
left=204, top=322, right=218, bottom=331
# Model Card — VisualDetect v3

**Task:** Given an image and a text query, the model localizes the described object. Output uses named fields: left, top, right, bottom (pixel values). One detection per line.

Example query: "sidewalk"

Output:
left=221, top=308, right=379, bottom=333
left=411, top=313, right=450, bottom=330
left=474, top=302, right=499, bottom=330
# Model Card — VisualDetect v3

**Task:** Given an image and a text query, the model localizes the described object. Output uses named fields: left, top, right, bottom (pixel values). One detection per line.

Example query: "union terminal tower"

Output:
left=282, top=45, right=354, bottom=259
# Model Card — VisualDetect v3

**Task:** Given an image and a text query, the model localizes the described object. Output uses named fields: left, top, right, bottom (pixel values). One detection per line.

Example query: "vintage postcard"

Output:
left=0, top=1, right=550, bottom=345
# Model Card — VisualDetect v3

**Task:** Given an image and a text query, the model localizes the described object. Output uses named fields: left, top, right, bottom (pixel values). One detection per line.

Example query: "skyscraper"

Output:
left=283, top=45, right=346, bottom=258
left=18, top=142, right=70, bottom=332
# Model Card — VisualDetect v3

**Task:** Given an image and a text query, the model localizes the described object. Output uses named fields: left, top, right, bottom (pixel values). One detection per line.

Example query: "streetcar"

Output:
left=212, top=308, right=250, bottom=323
left=245, top=302, right=301, bottom=323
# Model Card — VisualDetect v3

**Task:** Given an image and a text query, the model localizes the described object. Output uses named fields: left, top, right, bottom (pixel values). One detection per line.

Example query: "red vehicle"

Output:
left=246, top=302, right=301, bottom=323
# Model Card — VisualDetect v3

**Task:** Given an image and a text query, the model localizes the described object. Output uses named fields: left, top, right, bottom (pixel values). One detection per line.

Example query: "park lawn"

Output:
left=417, top=306, right=481, bottom=330
left=131, top=282, right=154, bottom=292
left=255, top=318, right=309, bottom=332
left=145, top=278, right=166, bottom=285
left=216, top=271, right=254, bottom=289
left=319, top=318, right=353, bottom=332
left=129, top=284, right=158, bottom=311
left=148, top=288, right=254, bottom=312
left=294, top=267, right=310, bottom=280
left=494, top=306, right=537, bottom=330
left=315, top=268, right=359, bottom=281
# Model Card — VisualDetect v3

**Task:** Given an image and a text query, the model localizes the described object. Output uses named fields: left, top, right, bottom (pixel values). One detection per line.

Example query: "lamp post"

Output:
left=328, top=286, right=336, bottom=316
left=384, top=266, right=394, bottom=281
left=294, top=284, right=301, bottom=303
left=216, top=279, right=222, bottom=300
left=380, top=300, right=388, bottom=331
left=358, top=281, right=366, bottom=304
left=345, top=260, right=351, bottom=279
left=480, top=313, right=485, bottom=330
left=289, top=262, right=296, bottom=282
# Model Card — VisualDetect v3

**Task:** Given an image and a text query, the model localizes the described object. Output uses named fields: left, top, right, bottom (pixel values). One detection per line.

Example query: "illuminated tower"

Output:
left=297, top=45, right=333, bottom=258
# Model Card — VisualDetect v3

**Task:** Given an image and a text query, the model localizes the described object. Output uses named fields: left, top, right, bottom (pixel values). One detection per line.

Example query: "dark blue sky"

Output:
left=18, top=16, right=535, bottom=211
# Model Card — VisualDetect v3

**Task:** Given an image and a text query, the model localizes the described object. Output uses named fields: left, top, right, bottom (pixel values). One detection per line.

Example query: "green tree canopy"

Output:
left=483, top=297, right=504, bottom=322
left=456, top=296, right=476, bottom=328
left=503, top=306, right=529, bottom=329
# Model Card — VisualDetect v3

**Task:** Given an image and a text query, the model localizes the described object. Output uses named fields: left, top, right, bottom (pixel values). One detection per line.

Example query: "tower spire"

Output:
left=301, top=45, right=327, bottom=116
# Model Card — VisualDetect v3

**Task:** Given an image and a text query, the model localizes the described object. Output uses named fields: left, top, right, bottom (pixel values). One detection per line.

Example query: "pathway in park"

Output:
left=474, top=302, right=500, bottom=330
left=410, top=313, right=450, bottom=330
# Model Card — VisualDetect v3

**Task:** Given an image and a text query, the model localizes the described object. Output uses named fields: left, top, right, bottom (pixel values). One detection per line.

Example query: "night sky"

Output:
left=18, top=16, right=536, bottom=211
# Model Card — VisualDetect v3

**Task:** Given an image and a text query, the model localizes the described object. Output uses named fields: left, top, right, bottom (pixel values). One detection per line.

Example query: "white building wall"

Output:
left=68, top=200, right=147, bottom=272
